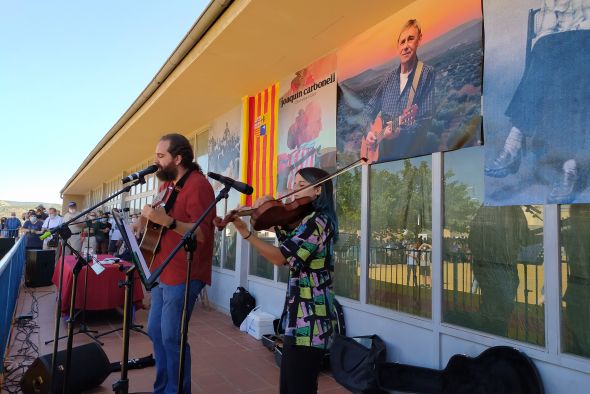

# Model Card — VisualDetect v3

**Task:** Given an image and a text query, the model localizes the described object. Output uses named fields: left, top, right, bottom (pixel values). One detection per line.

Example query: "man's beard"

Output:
left=156, top=163, right=178, bottom=182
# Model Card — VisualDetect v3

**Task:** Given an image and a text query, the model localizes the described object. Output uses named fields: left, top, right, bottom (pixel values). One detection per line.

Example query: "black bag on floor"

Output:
left=229, top=286, right=256, bottom=327
left=330, top=334, right=388, bottom=394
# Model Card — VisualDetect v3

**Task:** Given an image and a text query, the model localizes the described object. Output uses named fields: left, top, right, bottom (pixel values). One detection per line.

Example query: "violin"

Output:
left=214, top=157, right=367, bottom=232
left=215, top=196, right=315, bottom=231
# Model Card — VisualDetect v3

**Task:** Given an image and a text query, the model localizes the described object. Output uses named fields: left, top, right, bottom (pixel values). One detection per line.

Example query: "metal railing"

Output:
left=0, top=237, right=26, bottom=372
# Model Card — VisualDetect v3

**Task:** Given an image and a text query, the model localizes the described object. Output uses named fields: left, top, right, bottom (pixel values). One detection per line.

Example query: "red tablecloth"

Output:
left=52, top=254, right=144, bottom=313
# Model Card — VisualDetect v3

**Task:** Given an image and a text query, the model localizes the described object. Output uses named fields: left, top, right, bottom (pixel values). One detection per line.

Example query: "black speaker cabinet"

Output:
left=25, top=249, right=55, bottom=288
left=20, top=342, right=111, bottom=394
left=0, top=237, right=15, bottom=260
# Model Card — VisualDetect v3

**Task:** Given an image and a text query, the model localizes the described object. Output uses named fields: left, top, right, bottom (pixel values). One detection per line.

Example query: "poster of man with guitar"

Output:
left=360, top=19, right=436, bottom=164
left=336, top=0, right=483, bottom=167
left=137, top=133, right=216, bottom=393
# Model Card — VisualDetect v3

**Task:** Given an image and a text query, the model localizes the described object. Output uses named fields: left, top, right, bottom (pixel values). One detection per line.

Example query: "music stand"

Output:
left=96, top=212, right=150, bottom=340
left=106, top=210, right=153, bottom=394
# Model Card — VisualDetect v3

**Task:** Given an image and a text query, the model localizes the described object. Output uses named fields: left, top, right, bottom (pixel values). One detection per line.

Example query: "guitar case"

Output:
left=378, top=346, right=544, bottom=394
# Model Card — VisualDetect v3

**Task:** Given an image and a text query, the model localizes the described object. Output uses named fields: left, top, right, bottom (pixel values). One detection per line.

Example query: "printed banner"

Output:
left=208, top=104, right=241, bottom=210
left=336, top=0, right=482, bottom=166
left=277, top=53, right=337, bottom=196
left=242, top=83, right=279, bottom=206
left=483, top=0, right=590, bottom=205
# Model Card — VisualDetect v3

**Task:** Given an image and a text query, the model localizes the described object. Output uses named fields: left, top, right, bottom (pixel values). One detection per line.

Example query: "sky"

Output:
left=0, top=1, right=209, bottom=204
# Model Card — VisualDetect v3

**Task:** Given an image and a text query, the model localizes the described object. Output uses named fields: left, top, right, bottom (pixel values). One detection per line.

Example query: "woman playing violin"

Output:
left=229, top=167, right=338, bottom=394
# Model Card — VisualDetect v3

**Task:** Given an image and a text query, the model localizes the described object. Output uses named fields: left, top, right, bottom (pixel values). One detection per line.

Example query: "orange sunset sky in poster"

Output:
left=338, top=0, right=482, bottom=81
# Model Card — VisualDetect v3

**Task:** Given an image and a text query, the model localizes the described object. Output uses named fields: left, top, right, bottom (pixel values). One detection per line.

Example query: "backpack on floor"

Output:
left=229, top=286, right=256, bottom=327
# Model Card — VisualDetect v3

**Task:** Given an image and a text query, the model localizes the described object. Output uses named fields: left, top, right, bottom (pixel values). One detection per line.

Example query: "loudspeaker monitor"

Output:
left=25, top=249, right=55, bottom=288
left=0, top=237, right=16, bottom=260
left=20, top=342, right=111, bottom=393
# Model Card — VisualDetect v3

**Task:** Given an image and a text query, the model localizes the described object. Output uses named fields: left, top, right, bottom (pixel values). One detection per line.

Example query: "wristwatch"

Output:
left=167, top=218, right=177, bottom=230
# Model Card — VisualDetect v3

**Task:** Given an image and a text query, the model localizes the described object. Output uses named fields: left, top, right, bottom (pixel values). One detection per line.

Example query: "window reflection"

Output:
left=443, top=146, right=544, bottom=345
left=334, top=167, right=361, bottom=300
left=249, top=230, right=276, bottom=279
left=368, top=157, right=432, bottom=316
left=560, top=204, right=590, bottom=358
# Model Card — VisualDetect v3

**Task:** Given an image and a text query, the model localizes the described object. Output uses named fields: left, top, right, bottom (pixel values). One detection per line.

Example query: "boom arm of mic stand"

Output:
left=144, top=185, right=230, bottom=290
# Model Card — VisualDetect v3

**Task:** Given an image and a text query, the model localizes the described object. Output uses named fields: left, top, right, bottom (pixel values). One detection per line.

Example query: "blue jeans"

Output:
left=148, top=279, right=205, bottom=394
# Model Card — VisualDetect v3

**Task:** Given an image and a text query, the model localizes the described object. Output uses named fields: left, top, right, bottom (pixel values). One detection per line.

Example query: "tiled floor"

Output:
left=5, top=285, right=349, bottom=393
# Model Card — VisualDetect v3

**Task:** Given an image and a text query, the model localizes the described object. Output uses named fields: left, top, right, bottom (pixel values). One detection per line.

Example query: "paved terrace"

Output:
left=4, top=285, right=348, bottom=393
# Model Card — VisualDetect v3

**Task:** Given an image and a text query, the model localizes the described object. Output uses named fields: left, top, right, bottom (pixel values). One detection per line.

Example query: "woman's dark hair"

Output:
left=296, top=167, right=339, bottom=241
left=160, top=133, right=202, bottom=173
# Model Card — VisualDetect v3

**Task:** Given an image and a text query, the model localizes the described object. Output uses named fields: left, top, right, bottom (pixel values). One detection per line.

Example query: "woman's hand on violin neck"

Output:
left=253, top=195, right=274, bottom=209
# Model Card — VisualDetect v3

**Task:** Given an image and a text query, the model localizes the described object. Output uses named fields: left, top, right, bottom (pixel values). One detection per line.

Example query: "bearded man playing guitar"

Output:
left=361, top=19, right=435, bottom=163
left=138, top=133, right=216, bottom=394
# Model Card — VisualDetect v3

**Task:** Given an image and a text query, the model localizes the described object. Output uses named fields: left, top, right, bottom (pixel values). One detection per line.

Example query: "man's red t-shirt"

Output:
left=151, top=170, right=216, bottom=286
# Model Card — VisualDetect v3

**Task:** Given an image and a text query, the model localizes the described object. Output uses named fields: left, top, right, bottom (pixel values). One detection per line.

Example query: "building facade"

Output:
left=60, top=1, right=590, bottom=391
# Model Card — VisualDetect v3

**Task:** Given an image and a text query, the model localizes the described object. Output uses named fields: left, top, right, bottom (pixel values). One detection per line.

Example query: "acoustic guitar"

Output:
left=359, top=104, right=418, bottom=164
left=139, top=185, right=174, bottom=268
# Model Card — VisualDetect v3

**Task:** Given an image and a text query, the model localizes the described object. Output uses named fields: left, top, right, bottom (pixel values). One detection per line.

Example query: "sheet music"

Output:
left=112, top=210, right=152, bottom=284
left=122, top=222, right=153, bottom=281
left=90, top=255, right=105, bottom=275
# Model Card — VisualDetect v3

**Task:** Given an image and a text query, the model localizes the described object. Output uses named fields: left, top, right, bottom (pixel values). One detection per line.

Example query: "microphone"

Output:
left=122, top=164, right=158, bottom=183
left=207, top=172, right=254, bottom=195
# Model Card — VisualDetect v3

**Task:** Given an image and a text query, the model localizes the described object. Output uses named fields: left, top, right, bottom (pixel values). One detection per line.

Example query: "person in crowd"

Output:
left=0, top=217, right=7, bottom=237
left=81, top=212, right=99, bottom=254
left=139, top=133, right=215, bottom=394
left=22, top=212, right=44, bottom=249
left=362, top=18, right=436, bottom=162
left=35, top=204, right=48, bottom=220
left=41, top=207, right=63, bottom=252
left=5, top=212, right=21, bottom=238
left=62, top=202, right=84, bottom=255
left=223, top=167, right=338, bottom=394
left=108, top=208, right=123, bottom=255
left=93, top=210, right=110, bottom=254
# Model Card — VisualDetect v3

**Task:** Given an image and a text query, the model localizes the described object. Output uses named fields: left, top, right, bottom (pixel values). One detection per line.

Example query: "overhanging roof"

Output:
left=61, top=0, right=414, bottom=195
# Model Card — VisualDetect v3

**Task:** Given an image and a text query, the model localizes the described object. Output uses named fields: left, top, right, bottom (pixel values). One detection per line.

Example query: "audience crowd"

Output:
left=0, top=203, right=138, bottom=260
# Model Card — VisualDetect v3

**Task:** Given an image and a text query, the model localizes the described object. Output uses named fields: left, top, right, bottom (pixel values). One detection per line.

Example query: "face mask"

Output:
left=30, top=217, right=38, bottom=223
left=69, top=208, right=75, bottom=213
left=49, top=214, right=56, bottom=219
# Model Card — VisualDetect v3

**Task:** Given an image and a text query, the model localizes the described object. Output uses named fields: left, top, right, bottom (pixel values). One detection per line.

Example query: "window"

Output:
left=443, top=146, right=544, bottom=345
left=368, top=157, right=432, bottom=316
left=334, top=167, right=362, bottom=300
left=560, top=204, right=590, bottom=358
left=249, top=230, right=277, bottom=280
left=211, top=189, right=238, bottom=271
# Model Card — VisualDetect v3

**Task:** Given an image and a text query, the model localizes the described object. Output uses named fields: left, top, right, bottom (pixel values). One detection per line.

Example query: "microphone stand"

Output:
left=145, top=184, right=231, bottom=394
left=46, top=220, right=104, bottom=347
left=45, top=177, right=146, bottom=394
left=63, top=245, right=94, bottom=394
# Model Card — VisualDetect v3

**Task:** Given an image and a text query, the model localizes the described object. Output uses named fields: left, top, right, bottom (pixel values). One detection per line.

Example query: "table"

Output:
left=52, top=254, right=144, bottom=313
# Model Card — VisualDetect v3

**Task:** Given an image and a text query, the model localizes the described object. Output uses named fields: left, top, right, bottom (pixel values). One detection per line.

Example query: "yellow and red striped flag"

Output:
left=241, top=83, right=279, bottom=206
